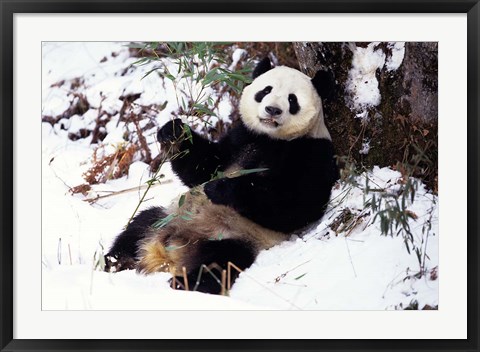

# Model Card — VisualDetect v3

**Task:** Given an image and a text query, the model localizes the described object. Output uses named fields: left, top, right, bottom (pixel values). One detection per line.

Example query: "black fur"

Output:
left=288, top=94, right=300, bottom=114
left=311, top=69, right=335, bottom=101
left=157, top=118, right=184, bottom=143
left=105, top=207, right=167, bottom=271
left=252, top=57, right=272, bottom=79
left=158, top=119, right=227, bottom=188
left=254, top=85, right=272, bottom=103
left=178, top=239, right=255, bottom=294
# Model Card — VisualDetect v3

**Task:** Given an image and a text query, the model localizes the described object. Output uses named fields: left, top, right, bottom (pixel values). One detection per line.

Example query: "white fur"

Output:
left=239, top=66, right=331, bottom=141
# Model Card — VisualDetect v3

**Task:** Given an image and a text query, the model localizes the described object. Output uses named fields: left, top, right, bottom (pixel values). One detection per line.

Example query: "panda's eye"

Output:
left=288, top=94, right=300, bottom=114
left=254, top=86, right=273, bottom=103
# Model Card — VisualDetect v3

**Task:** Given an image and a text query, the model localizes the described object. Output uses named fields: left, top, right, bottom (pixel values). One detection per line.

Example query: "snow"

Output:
left=359, top=139, right=371, bottom=155
left=229, top=48, right=246, bottom=70
left=346, top=42, right=386, bottom=112
left=41, top=87, right=72, bottom=116
left=386, top=42, right=406, bottom=71
left=217, top=94, right=234, bottom=124
left=42, top=42, right=438, bottom=311
left=347, top=41, right=405, bottom=116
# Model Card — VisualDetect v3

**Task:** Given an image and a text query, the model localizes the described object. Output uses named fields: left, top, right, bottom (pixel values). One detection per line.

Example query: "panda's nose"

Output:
left=265, top=106, right=283, bottom=117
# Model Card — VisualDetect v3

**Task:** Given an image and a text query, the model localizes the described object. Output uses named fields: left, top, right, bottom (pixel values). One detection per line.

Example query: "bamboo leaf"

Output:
left=152, top=213, right=176, bottom=229
left=193, top=104, right=216, bottom=117
left=182, top=124, right=193, bottom=143
left=141, top=67, right=161, bottom=80
left=164, top=73, right=176, bottom=81
left=178, top=194, right=186, bottom=207
left=131, top=57, right=150, bottom=66
left=294, top=273, right=307, bottom=280
left=235, top=168, right=269, bottom=176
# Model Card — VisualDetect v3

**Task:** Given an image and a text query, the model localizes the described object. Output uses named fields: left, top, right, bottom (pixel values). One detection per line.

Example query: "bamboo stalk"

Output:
left=221, top=270, right=227, bottom=296
left=82, top=179, right=173, bottom=203
left=182, top=267, right=189, bottom=291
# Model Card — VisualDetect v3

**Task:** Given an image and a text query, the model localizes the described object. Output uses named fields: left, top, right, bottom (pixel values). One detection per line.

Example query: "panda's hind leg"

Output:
left=137, top=235, right=256, bottom=294
left=179, top=239, right=256, bottom=295
left=104, top=207, right=167, bottom=273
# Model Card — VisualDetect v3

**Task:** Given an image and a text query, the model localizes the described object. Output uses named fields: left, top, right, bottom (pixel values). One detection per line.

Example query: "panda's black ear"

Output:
left=311, top=70, right=335, bottom=100
left=252, top=57, right=272, bottom=79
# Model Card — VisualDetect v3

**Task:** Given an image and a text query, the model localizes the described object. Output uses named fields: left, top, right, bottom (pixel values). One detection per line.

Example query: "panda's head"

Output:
left=239, top=58, right=333, bottom=141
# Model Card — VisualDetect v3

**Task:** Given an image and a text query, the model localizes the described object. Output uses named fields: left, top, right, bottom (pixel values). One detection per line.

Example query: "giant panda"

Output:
left=104, top=57, right=338, bottom=294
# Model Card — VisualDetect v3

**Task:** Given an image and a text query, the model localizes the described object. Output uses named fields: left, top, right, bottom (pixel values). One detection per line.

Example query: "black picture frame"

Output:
left=1, top=1, right=478, bottom=351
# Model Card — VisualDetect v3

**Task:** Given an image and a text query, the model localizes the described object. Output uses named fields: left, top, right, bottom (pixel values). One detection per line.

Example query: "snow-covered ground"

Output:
left=41, top=42, right=438, bottom=310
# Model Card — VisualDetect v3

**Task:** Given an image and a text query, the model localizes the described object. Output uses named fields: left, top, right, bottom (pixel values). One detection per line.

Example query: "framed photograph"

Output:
left=1, top=1, right=478, bottom=351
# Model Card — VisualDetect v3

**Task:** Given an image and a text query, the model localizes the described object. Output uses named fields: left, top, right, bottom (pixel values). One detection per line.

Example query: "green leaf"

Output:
left=204, top=75, right=224, bottom=86
left=202, top=68, right=222, bottom=85
left=164, top=73, right=176, bottom=81
left=145, top=178, right=157, bottom=186
left=141, top=67, right=161, bottom=80
left=131, top=57, right=150, bottom=66
left=236, top=168, right=269, bottom=175
left=182, top=124, right=193, bottom=143
left=192, top=104, right=216, bottom=117
left=213, top=171, right=225, bottom=179
left=165, top=239, right=191, bottom=251
left=178, top=194, right=186, bottom=207
left=152, top=213, right=176, bottom=229
left=294, top=273, right=307, bottom=280
left=415, top=248, right=422, bottom=263
left=224, top=80, right=242, bottom=94
left=227, top=72, right=251, bottom=82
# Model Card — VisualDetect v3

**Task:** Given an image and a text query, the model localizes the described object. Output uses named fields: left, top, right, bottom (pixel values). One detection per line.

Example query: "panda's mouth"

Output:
left=259, top=117, right=281, bottom=128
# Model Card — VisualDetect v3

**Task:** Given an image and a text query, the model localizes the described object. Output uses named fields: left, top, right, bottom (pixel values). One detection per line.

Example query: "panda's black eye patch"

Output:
left=288, top=94, right=300, bottom=114
left=254, top=86, right=273, bottom=103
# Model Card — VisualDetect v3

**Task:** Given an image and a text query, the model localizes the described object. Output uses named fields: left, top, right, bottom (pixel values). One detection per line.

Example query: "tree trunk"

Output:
left=293, top=42, right=438, bottom=190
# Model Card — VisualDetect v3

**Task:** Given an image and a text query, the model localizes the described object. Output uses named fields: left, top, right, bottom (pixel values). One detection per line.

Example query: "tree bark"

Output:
left=293, top=42, right=438, bottom=190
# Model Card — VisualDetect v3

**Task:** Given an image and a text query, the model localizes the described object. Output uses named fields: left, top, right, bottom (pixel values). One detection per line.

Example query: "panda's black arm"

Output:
left=158, top=119, right=229, bottom=188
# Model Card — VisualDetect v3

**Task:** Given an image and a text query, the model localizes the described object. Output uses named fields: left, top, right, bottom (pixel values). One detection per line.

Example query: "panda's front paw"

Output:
left=204, top=179, right=233, bottom=206
left=157, top=119, right=185, bottom=144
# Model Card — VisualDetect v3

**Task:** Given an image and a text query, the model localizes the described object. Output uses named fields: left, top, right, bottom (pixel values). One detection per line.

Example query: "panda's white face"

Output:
left=239, top=66, right=331, bottom=141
